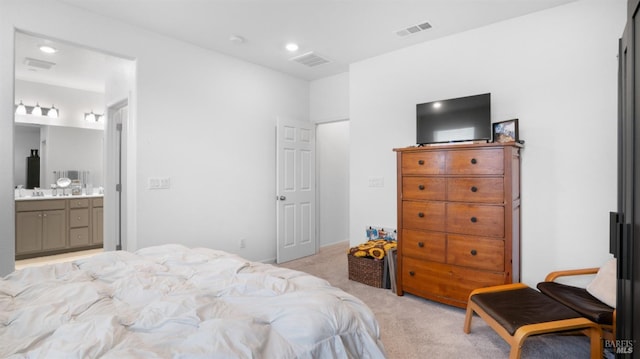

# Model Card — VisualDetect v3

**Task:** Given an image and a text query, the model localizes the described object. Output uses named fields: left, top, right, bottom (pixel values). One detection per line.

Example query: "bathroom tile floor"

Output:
left=14, top=248, right=103, bottom=270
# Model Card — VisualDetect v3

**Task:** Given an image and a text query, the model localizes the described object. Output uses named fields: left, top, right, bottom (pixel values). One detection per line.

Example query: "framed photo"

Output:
left=493, top=119, right=519, bottom=143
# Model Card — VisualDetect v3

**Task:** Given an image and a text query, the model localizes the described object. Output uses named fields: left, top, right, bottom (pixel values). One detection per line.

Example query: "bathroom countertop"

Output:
left=15, top=193, right=104, bottom=201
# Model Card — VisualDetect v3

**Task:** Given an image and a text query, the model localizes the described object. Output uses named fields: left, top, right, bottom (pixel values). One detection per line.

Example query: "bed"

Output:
left=0, top=244, right=386, bottom=358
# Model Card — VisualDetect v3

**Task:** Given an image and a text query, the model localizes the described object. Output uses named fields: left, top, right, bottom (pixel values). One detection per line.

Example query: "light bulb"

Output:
left=85, top=111, right=96, bottom=122
left=48, top=105, right=58, bottom=118
left=15, top=101, right=27, bottom=115
left=32, top=103, right=42, bottom=116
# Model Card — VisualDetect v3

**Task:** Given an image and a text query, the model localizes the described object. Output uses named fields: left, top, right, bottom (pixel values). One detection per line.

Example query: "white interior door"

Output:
left=276, top=118, right=316, bottom=263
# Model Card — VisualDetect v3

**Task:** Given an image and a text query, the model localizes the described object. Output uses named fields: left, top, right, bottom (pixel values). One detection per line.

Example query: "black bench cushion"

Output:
left=471, top=287, right=581, bottom=336
left=537, top=281, right=614, bottom=325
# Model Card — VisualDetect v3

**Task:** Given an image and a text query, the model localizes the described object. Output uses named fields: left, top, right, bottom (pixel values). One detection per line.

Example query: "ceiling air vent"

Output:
left=290, top=52, right=330, bottom=67
left=24, top=57, right=56, bottom=70
left=395, top=21, right=432, bottom=38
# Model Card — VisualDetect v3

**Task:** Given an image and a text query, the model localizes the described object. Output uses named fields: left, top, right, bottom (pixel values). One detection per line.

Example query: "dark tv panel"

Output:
left=416, top=93, right=491, bottom=145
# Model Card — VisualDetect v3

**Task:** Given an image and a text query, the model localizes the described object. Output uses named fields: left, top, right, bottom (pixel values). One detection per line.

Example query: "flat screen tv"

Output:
left=416, top=93, right=491, bottom=145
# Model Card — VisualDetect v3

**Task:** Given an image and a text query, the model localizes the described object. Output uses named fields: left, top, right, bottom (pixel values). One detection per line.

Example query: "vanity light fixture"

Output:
left=15, top=100, right=27, bottom=115
left=31, top=103, right=42, bottom=116
left=14, top=101, right=60, bottom=117
left=85, top=111, right=96, bottom=122
left=47, top=105, right=58, bottom=118
left=84, top=111, right=105, bottom=123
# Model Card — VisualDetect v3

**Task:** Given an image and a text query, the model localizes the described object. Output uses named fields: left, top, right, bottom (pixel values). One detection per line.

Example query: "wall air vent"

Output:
left=395, top=21, right=432, bottom=38
left=289, top=52, right=330, bottom=67
left=24, top=57, right=56, bottom=70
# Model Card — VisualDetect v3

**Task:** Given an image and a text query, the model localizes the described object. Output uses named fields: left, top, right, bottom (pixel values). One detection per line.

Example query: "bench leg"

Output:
left=464, top=302, right=475, bottom=334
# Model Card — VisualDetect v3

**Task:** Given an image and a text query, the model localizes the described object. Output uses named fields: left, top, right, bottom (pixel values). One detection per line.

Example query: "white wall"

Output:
left=0, top=0, right=309, bottom=275
left=349, top=0, right=626, bottom=285
left=310, top=72, right=349, bottom=123
left=317, top=121, right=350, bottom=247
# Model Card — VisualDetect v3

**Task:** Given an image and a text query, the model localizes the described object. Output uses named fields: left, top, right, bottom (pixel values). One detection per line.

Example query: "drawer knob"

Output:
left=470, top=217, right=478, bottom=223
left=77, top=216, right=81, bottom=220
left=409, top=271, right=415, bottom=276
left=470, top=186, right=478, bottom=192
left=418, top=184, right=425, bottom=190
left=418, top=212, right=425, bottom=218
left=418, top=241, right=424, bottom=248
left=418, top=159, right=425, bottom=165
left=470, top=249, right=478, bottom=256
left=470, top=158, right=477, bottom=164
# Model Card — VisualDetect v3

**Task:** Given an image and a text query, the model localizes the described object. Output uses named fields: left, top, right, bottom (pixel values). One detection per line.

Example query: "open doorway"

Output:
left=13, top=31, right=134, bottom=264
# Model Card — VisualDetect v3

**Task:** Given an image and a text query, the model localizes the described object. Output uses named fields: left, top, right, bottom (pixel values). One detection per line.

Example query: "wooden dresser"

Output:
left=394, top=142, right=522, bottom=308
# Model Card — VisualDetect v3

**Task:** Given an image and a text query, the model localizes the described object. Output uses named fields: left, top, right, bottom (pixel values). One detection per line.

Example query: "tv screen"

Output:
left=416, top=93, right=491, bottom=145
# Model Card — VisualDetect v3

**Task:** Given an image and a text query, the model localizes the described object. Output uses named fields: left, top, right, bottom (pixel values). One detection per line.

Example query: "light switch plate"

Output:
left=148, top=177, right=170, bottom=189
left=368, top=176, right=384, bottom=188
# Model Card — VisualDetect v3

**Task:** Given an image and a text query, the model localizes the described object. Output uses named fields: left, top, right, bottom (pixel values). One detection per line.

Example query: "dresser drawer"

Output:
left=401, top=258, right=507, bottom=305
left=446, top=203, right=504, bottom=237
left=401, top=229, right=445, bottom=262
left=69, top=227, right=90, bottom=247
left=403, top=177, right=446, bottom=201
left=402, top=201, right=445, bottom=231
left=446, top=234, right=504, bottom=271
left=401, top=152, right=445, bottom=175
left=447, top=178, right=504, bottom=203
left=69, top=208, right=89, bottom=228
left=446, top=149, right=503, bottom=175
left=69, top=198, right=89, bottom=208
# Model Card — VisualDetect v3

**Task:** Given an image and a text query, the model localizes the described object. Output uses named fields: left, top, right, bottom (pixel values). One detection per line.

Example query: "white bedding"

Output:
left=0, top=244, right=386, bottom=358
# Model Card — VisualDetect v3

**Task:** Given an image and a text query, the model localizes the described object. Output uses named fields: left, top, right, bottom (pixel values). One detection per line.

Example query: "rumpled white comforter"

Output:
left=0, top=244, right=386, bottom=358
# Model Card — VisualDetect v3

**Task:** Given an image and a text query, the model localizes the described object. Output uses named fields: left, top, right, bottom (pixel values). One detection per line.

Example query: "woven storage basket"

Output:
left=347, top=254, right=384, bottom=288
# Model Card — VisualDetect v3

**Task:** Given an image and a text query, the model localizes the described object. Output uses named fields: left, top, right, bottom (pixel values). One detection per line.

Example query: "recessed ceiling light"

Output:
left=39, top=45, right=57, bottom=54
left=285, top=43, right=299, bottom=52
left=229, top=35, right=245, bottom=44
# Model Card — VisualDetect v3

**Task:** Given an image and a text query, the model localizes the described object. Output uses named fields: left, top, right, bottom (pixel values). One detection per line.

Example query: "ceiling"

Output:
left=17, top=0, right=577, bottom=91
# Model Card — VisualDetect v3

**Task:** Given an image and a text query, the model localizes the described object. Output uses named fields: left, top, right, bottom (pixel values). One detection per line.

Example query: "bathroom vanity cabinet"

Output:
left=15, top=196, right=104, bottom=259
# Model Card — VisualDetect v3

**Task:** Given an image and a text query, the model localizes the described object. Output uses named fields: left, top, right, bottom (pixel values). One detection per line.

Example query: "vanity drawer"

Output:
left=69, top=227, right=90, bottom=247
left=69, top=198, right=89, bottom=208
left=446, top=149, right=503, bottom=175
left=402, top=177, right=445, bottom=201
left=401, top=229, right=445, bottom=262
left=446, top=203, right=504, bottom=237
left=401, top=152, right=445, bottom=175
left=402, top=201, right=445, bottom=232
left=69, top=208, right=89, bottom=228
left=446, top=234, right=504, bottom=272
left=16, top=199, right=65, bottom=212
left=92, top=197, right=103, bottom=207
left=447, top=178, right=504, bottom=203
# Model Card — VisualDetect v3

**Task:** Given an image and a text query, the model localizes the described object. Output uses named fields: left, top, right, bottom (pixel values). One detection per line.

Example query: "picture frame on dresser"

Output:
left=492, top=119, right=519, bottom=143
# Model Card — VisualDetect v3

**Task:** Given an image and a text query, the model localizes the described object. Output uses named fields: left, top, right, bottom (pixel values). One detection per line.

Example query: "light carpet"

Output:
left=278, top=242, right=596, bottom=359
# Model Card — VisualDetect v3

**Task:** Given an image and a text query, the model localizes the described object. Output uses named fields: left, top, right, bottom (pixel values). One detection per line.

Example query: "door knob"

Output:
left=278, top=195, right=286, bottom=201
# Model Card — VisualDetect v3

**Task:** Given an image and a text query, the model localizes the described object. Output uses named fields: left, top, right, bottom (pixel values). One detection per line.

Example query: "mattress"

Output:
left=0, top=244, right=386, bottom=358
